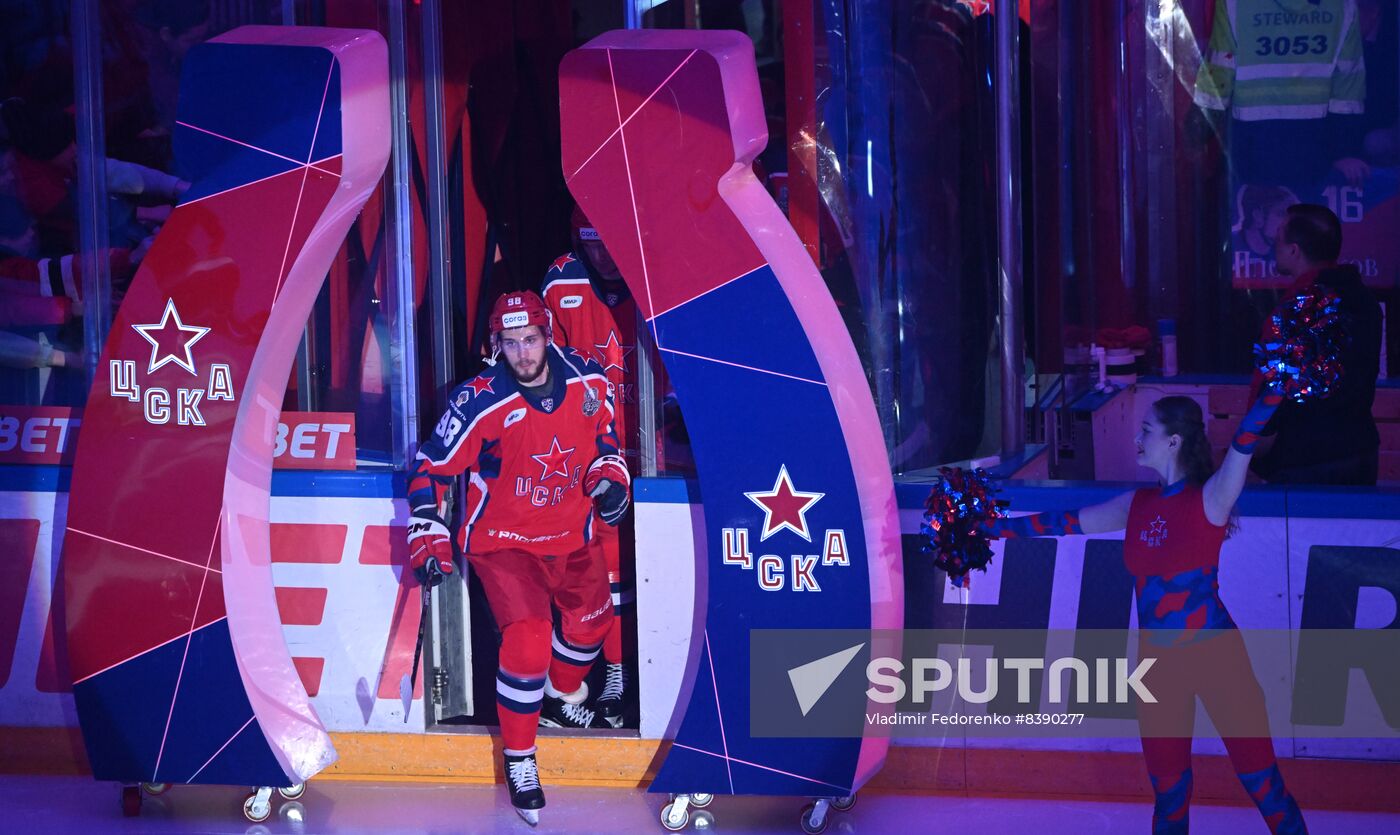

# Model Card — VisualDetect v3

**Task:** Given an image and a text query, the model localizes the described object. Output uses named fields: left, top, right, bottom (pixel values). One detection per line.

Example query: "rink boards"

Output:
left=2, top=470, right=1398, bottom=764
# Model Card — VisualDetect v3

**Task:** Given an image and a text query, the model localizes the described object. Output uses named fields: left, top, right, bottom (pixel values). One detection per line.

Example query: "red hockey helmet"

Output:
left=488, top=290, right=551, bottom=339
left=570, top=204, right=600, bottom=242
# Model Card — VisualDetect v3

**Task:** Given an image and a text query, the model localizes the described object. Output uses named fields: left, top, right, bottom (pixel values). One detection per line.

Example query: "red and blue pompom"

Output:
left=1255, top=286, right=1346, bottom=404
left=920, top=467, right=1005, bottom=586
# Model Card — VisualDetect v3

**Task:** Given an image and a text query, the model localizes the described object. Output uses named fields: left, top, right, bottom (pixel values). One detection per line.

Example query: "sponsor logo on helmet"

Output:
left=501, top=311, right=531, bottom=328
left=577, top=227, right=600, bottom=241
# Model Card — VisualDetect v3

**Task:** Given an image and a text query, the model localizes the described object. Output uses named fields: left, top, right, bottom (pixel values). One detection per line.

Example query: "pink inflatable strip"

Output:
left=214, top=25, right=390, bottom=782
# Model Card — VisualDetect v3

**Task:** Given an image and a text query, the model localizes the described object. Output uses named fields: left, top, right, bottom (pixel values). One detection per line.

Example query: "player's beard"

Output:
left=509, top=355, right=547, bottom=386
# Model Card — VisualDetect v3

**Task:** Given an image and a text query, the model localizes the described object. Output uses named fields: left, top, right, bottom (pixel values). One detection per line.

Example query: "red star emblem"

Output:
left=531, top=436, right=576, bottom=481
left=744, top=465, right=824, bottom=542
left=594, top=331, right=634, bottom=374
left=549, top=254, right=577, bottom=273
left=132, top=298, right=210, bottom=375
left=465, top=376, right=495, bottom=397
left=569, top=345, right=599, bottom=365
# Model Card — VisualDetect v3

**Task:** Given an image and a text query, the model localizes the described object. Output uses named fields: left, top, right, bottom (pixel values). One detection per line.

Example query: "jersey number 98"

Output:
left=436, top=412, right=464, bottom=444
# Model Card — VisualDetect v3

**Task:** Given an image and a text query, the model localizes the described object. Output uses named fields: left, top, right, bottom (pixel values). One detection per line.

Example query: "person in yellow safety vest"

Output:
left=1195, top=0, right=1365, bottom=122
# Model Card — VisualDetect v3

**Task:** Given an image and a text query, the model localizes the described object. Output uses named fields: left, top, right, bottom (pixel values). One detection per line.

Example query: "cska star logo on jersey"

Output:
left=568, top=345, right=599, bottom=365
left=465, top=375, right=495, bottom=397
left=745, top=464, right=824, bottom=542
left=594, top=330, right=634, bottom=374
left=549, top=254, right=577, bottom=273
left=516, top=435, right=583, bottom=510
left=1141, top=516, right=1169, bottom=548
left=531, top=436, right=576, bottom=481
left=109, top=298, right=234, bottom=427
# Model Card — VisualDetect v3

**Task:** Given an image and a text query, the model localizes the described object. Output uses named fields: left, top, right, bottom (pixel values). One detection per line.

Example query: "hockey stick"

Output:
left=401, top=468, right=458, bottom=722
left=402, top=583, right=431, bottom=723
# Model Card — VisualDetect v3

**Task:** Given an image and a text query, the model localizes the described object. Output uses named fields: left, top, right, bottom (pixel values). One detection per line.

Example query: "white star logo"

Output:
left=1141, top=516, right=1169, bottom=546
left=132, top=298, right=210, bottom=375
left=744, top=464, right=825, bottom=542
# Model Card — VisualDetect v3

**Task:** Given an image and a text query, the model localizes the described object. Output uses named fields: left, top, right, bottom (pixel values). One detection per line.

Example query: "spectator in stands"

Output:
left=0, top=195, right=80, bottom=371
left=138, top=0, right=214, bottom=136
left=1332, top=0, right=1399, bottom=184
left=1250, top=204, right=1383, bottom=485
left=1, top=97, right=186, bottom=252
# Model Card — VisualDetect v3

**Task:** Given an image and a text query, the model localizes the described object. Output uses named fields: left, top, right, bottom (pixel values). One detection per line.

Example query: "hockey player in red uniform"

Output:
left=406, top=290, right=631, bottom=825
left=540, top=207, right=640, bottom=728
left=977, top=393, right=1307, bottom=835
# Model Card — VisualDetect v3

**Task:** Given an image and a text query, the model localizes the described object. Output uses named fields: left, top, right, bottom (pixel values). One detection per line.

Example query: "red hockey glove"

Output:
left=584, top=454, right=631, bottom=527
left=407, top=513, right=454, bottom=587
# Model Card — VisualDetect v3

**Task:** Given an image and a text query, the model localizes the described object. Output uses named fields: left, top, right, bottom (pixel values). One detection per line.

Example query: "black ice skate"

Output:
left=596, top=662, right=627, bottom=729
left=504, top=750, right=545, bottom=826
left=538, top=684, right=607, bottom=729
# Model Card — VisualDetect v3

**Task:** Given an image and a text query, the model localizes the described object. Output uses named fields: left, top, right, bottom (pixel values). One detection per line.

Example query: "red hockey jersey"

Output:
left=541, top=252, right=640, bottom=463
left=409, top=345, right=619, bottom=557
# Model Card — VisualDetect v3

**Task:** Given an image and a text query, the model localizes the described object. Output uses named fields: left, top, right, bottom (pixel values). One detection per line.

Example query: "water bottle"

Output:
left=1158, top=319, right=1178, bottom=377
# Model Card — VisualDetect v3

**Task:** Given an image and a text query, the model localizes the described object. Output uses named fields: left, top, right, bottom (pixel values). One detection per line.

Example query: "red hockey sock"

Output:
left=548, top=625, right=603, bottom=695
left=603, top=616, right=623, bottom=665
left=498, top=700, right=542, bottom=752
left=496, top=620, right=550, bottom=751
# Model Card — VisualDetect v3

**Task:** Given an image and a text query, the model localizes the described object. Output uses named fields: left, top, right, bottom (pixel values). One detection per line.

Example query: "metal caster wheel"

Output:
left=661, top=800, right=690, bottom=831
left=243, top=787, right=273, bottom=823
left=278, top=782, right=305, bottom=800
left=140, top=782, right=170, bottom=796
left=690, top=792, right=714, bottom=809
left=833, top=794, right=856, bottom=812
left=120, top=785, right=142, bottom=817
left=800, top=800, right=830, bottom=835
